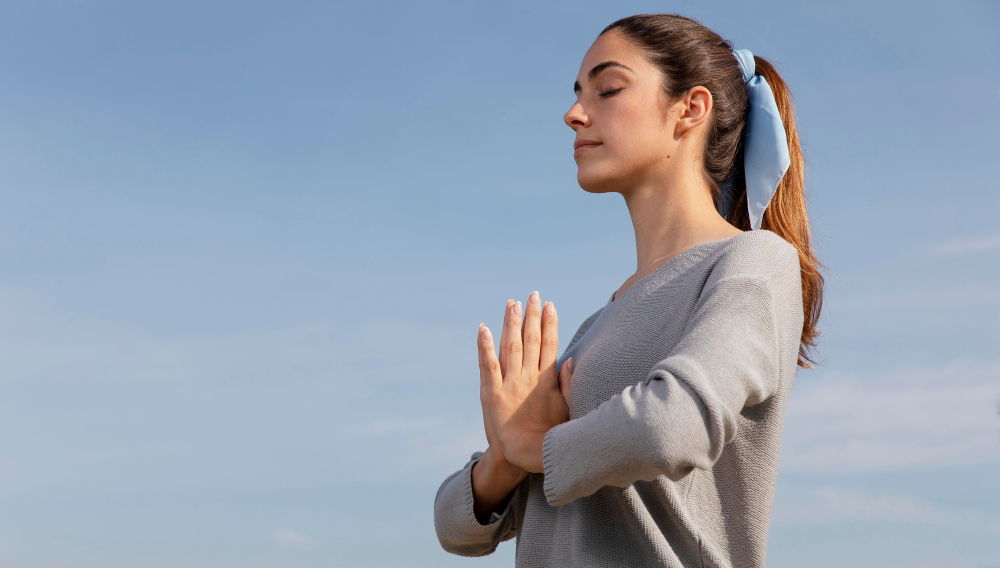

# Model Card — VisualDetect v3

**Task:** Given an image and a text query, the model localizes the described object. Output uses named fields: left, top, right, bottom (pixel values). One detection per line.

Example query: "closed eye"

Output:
left=599, top=88, right=624, bottom=98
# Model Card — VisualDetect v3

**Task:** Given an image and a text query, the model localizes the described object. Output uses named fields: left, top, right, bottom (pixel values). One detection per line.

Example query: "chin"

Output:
left=576, top=160, right=629, bottom=194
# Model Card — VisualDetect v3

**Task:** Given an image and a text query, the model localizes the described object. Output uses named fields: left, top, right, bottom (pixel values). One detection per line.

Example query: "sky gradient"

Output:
left=1, top=1, right=998, bottom=566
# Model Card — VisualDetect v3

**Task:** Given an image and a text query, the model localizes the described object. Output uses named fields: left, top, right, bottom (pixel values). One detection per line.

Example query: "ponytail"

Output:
left=726, top=57, right=823, bottom=367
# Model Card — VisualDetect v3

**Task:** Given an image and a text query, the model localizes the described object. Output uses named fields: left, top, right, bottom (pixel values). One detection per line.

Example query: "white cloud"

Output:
left=0, top=286, right=475, bottom=389
left=781, top=360, right=1000, bottom=472
left=353, top=418, right=444, bottom=435
left=929, top=232, right=1000, bottom=256
left=774, top=487, right=1000, bottom=536
left=273, top=528, right=319, bottom=550
left=429, top=429, right=488, bottom=463
left=834, top=281, right=1000, bottom=309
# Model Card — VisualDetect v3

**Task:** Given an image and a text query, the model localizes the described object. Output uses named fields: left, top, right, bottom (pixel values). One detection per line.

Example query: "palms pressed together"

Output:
left=477, top=292, right=575, bottom=474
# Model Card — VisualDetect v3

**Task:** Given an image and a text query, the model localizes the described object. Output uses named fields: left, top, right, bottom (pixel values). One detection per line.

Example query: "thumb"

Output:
left=558, top=357, right=574, bottom=405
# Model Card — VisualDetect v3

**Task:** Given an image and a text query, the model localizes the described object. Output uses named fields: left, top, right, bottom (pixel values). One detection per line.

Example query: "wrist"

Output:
left=511, top=430, right=547, bottom=474
left=472, top=447, right=527, bottom=522
left=479, top=447, right=527, bottom=485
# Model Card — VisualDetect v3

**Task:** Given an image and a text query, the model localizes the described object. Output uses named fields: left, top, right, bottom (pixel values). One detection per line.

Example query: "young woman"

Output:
left=434, top=13, right=822, bottom=568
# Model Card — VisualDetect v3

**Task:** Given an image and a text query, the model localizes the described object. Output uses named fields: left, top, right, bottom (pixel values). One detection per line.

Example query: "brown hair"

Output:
left=600, top=14, right=824, bottom=367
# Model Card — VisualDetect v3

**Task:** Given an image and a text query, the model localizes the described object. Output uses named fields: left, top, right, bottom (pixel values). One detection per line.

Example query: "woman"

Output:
left=434, top=13, right=822, bottom=568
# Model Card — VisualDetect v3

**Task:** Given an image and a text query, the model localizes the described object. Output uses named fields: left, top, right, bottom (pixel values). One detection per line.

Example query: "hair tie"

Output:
left=731, top=48, right=790, bottom=230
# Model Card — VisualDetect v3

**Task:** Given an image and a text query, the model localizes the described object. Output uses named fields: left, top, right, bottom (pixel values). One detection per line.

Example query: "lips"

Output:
left=573, top=139, right=602, bottom=157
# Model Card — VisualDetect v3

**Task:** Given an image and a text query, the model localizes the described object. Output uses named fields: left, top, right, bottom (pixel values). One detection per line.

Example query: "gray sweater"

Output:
left=433, top=230, right=804, bottom=568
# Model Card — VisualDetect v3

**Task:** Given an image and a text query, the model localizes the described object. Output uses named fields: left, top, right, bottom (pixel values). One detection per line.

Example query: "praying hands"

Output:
left=477, top=291, right=575, bottom=474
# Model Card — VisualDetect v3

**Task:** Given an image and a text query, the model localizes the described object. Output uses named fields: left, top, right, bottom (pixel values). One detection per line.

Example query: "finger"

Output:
left=477, top=323, right=489, bottom=397
left=479, top=369, right=498, bottom=445
left=558, top=357, right=575, bottom=405
left=481, top=402, right=498, bottom=453
left=522, top=291, right=543, bottom=374
left=498, top=299, right=514, bottom=377
left=539, top=301, right=559, bottom=386
left=505, top=300, right=523, bottom=379
left=478, top=326, right=501, bottom=453
left=480, top=324, right=502, bottom=396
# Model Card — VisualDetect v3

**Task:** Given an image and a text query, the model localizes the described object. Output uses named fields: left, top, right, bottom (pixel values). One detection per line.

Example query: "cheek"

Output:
left=575, top=96, right=670, bottom=190
left=602, top=103, right=667, bottom=168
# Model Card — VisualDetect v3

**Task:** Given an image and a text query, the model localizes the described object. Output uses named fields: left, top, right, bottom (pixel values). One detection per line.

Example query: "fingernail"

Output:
left=483, top=326, right=492, bottom=341
left=514, top=301, right=522, bottom=317
left=529, top=291, right=540, bottom=305
left=544, top=301, right=555, bottom=315
left=568, top=357, right=574, bottom=372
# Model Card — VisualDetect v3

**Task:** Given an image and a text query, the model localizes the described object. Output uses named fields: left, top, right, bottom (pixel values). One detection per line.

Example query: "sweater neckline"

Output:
left=606, top=234, right=741, bottom=306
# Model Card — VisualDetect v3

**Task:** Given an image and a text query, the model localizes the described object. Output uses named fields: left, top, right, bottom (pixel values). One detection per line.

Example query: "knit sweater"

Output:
left=433, top=230, right=804, bottom=568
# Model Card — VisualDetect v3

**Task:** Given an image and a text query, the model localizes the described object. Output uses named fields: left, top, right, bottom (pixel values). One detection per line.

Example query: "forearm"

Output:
left=541, top=370, right=719, bottom=506
left=471, top=447, right=529, bottom=522
left=434, top=450, right=521, bottom=556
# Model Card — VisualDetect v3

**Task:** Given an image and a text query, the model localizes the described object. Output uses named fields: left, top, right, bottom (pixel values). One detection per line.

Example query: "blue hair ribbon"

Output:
left=731, top=48, right=790, bottom=230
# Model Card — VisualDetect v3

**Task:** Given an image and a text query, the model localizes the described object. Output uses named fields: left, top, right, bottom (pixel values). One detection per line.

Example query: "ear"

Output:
left=673, top=86, right=713, bottom=138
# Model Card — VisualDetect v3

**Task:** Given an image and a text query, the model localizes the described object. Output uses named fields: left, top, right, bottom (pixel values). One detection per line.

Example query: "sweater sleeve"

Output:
left=433, top=451, right=522, bottom=556
left=540, top=254, right=803, bottom=507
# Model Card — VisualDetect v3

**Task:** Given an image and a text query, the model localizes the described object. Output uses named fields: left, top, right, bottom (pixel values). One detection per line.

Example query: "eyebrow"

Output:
left=573, top=61, right=635, bottom=94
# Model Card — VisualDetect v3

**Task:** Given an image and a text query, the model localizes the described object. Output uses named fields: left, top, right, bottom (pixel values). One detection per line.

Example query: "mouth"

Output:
left=573, top=140, right=602, bottom=158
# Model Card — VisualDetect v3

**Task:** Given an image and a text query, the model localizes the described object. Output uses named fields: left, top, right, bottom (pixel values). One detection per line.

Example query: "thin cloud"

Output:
left=781, top=360, right=1000, bottom=472
left=273, top=528, right=320, bottom=550
left=834, top=281, right=1000, bottom=310
left=929, top=232, right=1000, bottom=256
left=353, top=418, right=444, bottom=435
left=774, top=487, right=1000, bottom=536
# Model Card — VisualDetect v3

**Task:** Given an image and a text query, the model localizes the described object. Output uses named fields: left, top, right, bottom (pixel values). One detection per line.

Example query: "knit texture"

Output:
left=434, top=230, right=804, bottom=568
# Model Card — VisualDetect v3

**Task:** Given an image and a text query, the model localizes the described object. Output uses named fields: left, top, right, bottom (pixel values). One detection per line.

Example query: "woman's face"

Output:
left=564, top=30, right=679, bottom=194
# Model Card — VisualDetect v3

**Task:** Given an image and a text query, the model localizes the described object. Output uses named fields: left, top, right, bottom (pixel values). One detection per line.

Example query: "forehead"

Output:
left=576, top=30, right=653, bottom=81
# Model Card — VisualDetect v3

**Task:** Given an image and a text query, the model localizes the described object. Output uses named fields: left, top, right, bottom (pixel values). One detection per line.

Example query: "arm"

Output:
left=472, top=446, right=528, bottom=521
left=541, top=255, right=803, bottom=506
left=436, top=292, right=594, bottom=553
left=433, top=449, right=524, bottom=556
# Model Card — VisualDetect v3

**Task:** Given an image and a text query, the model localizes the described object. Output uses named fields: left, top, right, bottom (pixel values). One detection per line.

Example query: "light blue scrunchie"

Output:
left=732, top=48, right=790, bottom=230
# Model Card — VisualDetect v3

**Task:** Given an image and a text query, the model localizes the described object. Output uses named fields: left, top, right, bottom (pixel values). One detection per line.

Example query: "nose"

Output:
left=563, top=101, right=588, bottom=130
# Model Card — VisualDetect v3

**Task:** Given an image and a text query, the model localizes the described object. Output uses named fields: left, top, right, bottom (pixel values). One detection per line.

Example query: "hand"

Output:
left=478, top=291, right=569, bottom=473
left=559, top=356, right=575, bottom=409
left=474, top=298, right=573, bottom=474
left=475, top=307, right=520, bottom=479
left=477, top=299, right=521, bottom=472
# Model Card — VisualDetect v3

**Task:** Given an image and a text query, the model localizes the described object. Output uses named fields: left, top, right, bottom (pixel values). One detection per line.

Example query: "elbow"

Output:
left=646, top=427, right=715, bottom=482
left=432, top=493, right=502, bottom=557
left=433, top=521, right=500, bottom=557
left=640, top=373, right=734, bottom=477
left=434, top=528, right=480, bottom=557
left=437, top=540, right=496, bottom=558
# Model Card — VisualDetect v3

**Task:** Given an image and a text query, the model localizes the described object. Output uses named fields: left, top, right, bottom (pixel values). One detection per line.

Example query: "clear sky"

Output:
left=1, top=1, right=998, bottom=566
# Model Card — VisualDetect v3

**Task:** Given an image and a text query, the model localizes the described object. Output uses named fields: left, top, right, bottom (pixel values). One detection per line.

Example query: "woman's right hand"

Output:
left=478, top=297, right=576, bottom=470
left=478, top=299, right=526, bottom=476
left=471, top=299, right=529, bottom=521
left=471, top=298, right=578, bottom=523
left=481, top=299, right=575, bottom=468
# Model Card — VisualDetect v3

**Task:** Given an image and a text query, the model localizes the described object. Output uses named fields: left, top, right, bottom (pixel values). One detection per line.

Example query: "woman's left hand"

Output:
left=478, top=291, right=569, bottom=473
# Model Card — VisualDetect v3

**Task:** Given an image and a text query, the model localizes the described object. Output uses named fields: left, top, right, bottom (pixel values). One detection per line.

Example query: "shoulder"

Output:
left=706, top=230, right=800, bottom=285
left=693, top=231, right=804, bottom=332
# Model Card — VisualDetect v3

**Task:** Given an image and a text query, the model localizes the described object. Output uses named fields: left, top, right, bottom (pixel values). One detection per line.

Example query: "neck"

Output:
left=621, top=160, right=741, bottom=278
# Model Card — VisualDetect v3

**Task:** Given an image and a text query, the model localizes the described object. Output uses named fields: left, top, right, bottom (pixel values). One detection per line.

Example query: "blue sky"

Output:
left=1, top=0, right=998, bottom=566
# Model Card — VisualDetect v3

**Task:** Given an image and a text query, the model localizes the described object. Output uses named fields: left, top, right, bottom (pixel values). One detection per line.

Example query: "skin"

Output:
left=470, top=29, right=743, bottom=522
